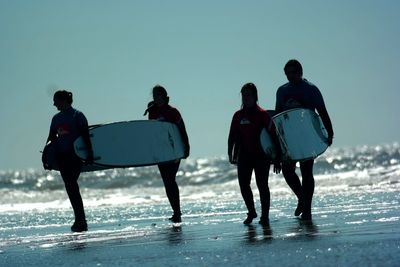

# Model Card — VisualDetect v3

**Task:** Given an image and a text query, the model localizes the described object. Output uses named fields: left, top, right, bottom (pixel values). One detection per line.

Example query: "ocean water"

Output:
left=0, top=143, right=399, bottom=266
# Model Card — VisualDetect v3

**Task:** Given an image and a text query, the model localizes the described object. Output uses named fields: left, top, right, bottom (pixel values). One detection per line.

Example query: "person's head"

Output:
left=241, top=83, right=258, bottom=108
left=284, top=59, right=303, bottom=84
left=53, top=90, right=73, bottom=111
left=152, top=85, right=169, bottom=106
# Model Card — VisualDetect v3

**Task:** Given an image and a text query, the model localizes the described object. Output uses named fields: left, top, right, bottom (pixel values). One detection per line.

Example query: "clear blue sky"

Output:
left=1, top=0, right=399, bottom=170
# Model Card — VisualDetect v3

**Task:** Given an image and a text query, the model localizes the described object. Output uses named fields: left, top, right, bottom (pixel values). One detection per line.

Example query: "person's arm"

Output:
left=81, top=126, right=94, bottom=163
left=46, top=117, right=57, bottom=144
left=176, top=119, right=190, bottom=159
left=266, top=115, right=282, bottom=173
left=46, top=130, right=57, bottom=144
left=314, top=88, right=334, bottom=146
left=170, top=108, right=190, bottom=159
left=228, top=114, right=239, bottom=164
left=78, top=113, right=94, bottom=163
left=318, top=107, right=334, bottom=146
left=275, top=88, right=283, bottom=114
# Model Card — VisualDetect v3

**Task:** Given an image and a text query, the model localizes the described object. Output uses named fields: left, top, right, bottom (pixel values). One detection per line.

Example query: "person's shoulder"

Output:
left=51, top=111, right=62, bottom=121
left=302, top=79, right=319, bottom=90
left=167, top=104, right=181, bottom=115
left=71, top=108, right=88, bottom=122
left=256, top=106, right=268, bottom=116
left=281, top=81, right=291, bottom=87
left=71, top=107, right=83, bottom=114
left=166, top=105, right=183, bottom=123
left=72, top=108, right=85, bottom=117
left=257, top=106, right=272, bottom=119
left=234, top=108, right=244, bottom=115
left=277, top=82, right=291, bottom=92
left=167, top=104, right=178, bottom=111
left=256, top=105, right=266, bottom=112
left=232, top=109, right=243, bottom=120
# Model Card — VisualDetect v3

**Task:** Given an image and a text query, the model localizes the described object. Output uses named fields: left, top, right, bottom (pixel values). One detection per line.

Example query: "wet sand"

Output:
left=1, top=191, right=399, bottom=266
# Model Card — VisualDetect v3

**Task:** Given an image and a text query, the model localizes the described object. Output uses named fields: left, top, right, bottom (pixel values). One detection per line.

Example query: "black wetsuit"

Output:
left=276, top=79, right=334, bottom=218
left=50, top=107, right=88, bottom=222
left=148, top=104, right=190, bottom=217
left=228, top=106, right=276, bottom=219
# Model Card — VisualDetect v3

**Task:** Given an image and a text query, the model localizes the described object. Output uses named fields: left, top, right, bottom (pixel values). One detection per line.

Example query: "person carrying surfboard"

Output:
left=45, top=90, right=94, bottom=232
left=275, top=59, right=334, bottom=221
left=144, top=85, right=190, bottom=223
left=228, top=83, right=282, bottom=226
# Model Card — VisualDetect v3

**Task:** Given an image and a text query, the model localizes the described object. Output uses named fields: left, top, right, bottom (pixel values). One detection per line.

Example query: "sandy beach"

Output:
left=1, top=145, right=399, bottom=266
left=1, top=190, right=399, bottom=267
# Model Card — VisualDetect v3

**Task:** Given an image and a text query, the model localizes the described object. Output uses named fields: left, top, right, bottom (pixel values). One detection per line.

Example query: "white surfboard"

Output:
left=74, top=120, right=185, bottom=167
left=260, top=129, right=278, bottom=160
left=260, top=108, right=328, bottom=162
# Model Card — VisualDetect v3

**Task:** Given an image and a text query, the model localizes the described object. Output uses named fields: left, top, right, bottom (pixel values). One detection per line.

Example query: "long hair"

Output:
left=240, top=82, right=258, bottom=108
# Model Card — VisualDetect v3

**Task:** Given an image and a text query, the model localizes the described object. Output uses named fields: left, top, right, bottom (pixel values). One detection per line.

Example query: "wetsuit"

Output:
left=275, top=78, right=334, bottom=218
left=49, top=107, right=89, bottom=223
left=228, top=105, right=276, bottom=219
left=148, top=104, right=190, bottom=217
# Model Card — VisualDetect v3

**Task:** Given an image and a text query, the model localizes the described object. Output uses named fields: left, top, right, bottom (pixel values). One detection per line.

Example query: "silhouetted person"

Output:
left=228, top=83, right=281, bottom=225
left=144, top=85, right=190, bottom=223
left=275, top=59, right=334, bottom=220
left=45, top=90, right=93, bottom=232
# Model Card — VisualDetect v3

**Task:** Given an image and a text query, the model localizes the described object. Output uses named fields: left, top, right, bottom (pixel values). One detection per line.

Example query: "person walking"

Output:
left=275, top=59, right=334, bottom=220
left=45, top=90, right=93, bottom=232
left=144, top=85, right=190, bottom=223
left=228, top=83, right=281, bottom=225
